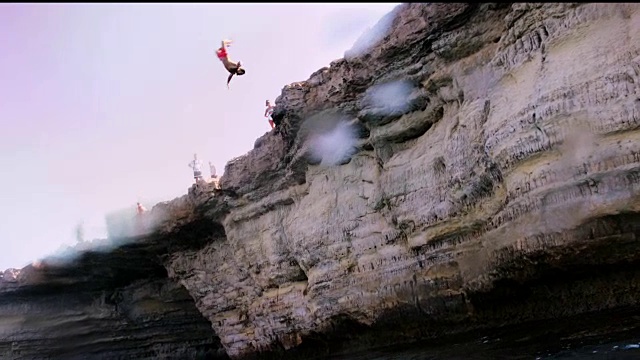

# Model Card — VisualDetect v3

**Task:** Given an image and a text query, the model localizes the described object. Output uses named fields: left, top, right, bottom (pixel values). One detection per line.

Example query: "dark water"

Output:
left=328, top=307, right=640, bottom=360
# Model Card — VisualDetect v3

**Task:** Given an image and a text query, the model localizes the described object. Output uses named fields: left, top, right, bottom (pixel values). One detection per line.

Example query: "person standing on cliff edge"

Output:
left=136, top=202, right=147, bottom=215
left=135, top=202, right=147, bottom=235
left=216, top=39, right=246, bottom=89
left=264, top=100, right=275, bottom=129
left=188, top=154, right=204, bottom=183
left=209, top=161, right=220, bottom=189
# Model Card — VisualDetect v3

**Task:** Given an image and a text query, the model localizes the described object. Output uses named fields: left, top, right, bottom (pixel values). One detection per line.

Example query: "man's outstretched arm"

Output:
left=227, top=73, right=234, bottom=88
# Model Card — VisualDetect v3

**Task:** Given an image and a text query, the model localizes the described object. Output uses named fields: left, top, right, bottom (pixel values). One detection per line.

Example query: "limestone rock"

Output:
left=3, top=3, right=640, bottom=360
left=0, top=249, right=227, bottom=359
left=187, top=3, right=640, bottom=358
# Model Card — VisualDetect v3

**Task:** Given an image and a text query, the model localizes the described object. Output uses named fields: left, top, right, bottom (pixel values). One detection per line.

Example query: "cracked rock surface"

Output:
left=2, top=3, right=640, bottom=360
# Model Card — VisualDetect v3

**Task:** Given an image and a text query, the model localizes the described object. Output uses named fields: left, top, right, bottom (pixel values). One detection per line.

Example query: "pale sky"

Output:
left=0, top=3, right=399, bottom=270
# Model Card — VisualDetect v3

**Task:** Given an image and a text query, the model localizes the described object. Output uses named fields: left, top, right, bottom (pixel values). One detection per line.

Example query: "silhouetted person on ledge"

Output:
left=134, top=202, right=147, bottom=235
left=188, top=153, right=204, bottom=183
left=209, top=161, right=220, bottom=189
left=107, top=290, right=123, bottom=313
left=136, top=202, right=146, bottom=215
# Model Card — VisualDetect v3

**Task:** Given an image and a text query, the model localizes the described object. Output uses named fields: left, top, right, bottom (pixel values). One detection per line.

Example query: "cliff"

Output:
left=3, top=2, right=640, bottom=359
left=0, top=232, right=228, bottom=359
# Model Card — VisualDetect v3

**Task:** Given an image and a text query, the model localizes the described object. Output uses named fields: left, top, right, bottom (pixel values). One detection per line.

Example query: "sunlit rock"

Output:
left=3, top=3, right=640, bottom=359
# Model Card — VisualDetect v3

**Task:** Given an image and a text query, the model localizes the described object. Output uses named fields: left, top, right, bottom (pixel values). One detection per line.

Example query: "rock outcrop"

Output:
left=3, top=2, right=640, bottom=359
left=0, top=235, right=228, bottom=360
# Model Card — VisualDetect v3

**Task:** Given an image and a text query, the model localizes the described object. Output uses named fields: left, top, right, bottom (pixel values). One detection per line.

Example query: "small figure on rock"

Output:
left=136, top=202, right=147, bottom=215
left=135, top=202, right=148, bottom=235
left=75, top=221, right=85, bottom=244
left=188, top=153, right=204, bottom=183
left=209, top=161, right=220, bottom=189
left=107, top=289, right=124, bottom=313
left=216, top=39, right=246, bottom=89
left=264, top=100, right=275, bottom=129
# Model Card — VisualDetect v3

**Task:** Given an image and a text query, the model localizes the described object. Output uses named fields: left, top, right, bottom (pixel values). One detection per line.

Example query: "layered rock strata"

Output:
left=0, top=233, right=228, bottom=360
left=2, top=3, right=640, bottom=359
left=168, top=2, right=640, bottom=358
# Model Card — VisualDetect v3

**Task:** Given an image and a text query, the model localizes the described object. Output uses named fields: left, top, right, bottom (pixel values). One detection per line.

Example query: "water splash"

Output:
left=308, top=120, right=358, bottom=166
left=29, top=201, right=166, bottom=268
left=363, top=80, right=415, bottom=116
left=300, top=110, right=360, bottom=167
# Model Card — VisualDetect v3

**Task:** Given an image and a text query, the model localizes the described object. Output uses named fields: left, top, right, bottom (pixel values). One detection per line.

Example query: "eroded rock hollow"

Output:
left=2, top=3, right=640, bottom=359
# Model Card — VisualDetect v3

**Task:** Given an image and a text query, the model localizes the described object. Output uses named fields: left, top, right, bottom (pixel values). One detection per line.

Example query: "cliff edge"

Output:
left=3, top=3, right=640, bottom=359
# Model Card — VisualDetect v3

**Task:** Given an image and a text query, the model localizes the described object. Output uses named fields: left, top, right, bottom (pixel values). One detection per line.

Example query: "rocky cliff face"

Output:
left=0, top=235, right=228, bottom=360
left=175, top=2, right=640, bottom=358
left=3, top=3, right=640, bottom=359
